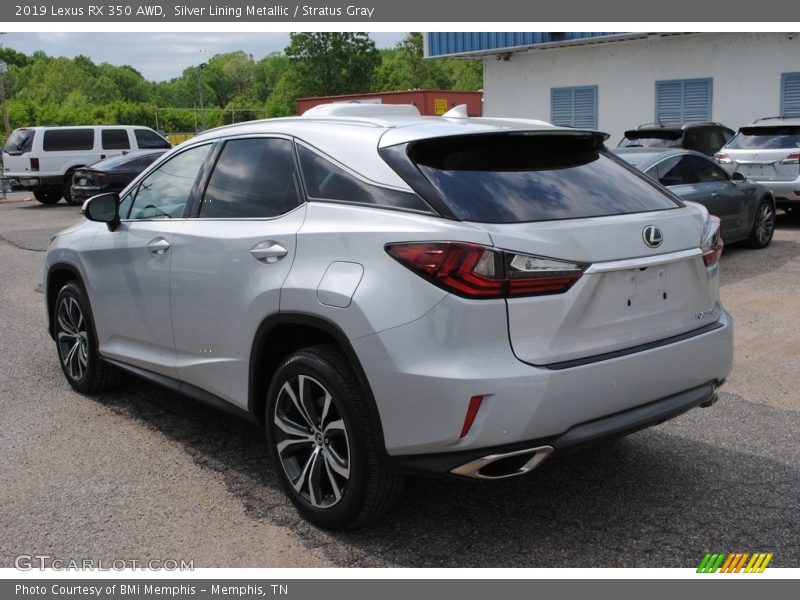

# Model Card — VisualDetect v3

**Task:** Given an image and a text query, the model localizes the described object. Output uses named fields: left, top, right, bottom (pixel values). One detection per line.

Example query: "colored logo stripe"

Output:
left=697, top=552, right=773, bottom=573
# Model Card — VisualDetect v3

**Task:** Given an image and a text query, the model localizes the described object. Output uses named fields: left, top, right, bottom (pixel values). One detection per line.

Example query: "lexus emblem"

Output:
left=642, top=225, right=663, bottom=248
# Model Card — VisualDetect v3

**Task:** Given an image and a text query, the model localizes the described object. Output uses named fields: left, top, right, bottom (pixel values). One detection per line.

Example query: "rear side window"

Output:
left=408, top=133, right=679, bottom=223
left=134, top=129, right=171, bottom=149
left=3, top=129, right=34, bottom=155
left=649, top=156, right=699, bottom=186
left=727, top=126, right=800, bottom=149
left=42, top=129, right=94, bottom=151
left=101, top=129, right=131, bottom=150
left=298, top=145, right=430, bottom=212
left=200, top=138, right=301, bottom=218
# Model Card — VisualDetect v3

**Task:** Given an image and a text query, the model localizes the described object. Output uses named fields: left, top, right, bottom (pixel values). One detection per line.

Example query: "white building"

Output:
left=424, top=32, right=800, bottom=144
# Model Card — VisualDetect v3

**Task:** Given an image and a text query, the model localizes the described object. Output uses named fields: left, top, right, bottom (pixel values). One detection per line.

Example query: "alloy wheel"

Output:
left=273, top=374, right=351, bottom=509
left=755, top=203, right=775, bottom=246
left=56, top=296, right=89, bottom=381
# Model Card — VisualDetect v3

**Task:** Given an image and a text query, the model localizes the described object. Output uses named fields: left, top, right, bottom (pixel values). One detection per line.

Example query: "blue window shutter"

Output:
left=656, top=78, right=712, bottom=123
left=551, top=86, right=598, bottom=129
left=782, top=72, right=800, bottom=118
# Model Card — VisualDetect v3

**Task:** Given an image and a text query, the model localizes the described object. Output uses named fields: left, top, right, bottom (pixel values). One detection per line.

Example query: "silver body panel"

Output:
left=45, top=107, right=733, bottom=458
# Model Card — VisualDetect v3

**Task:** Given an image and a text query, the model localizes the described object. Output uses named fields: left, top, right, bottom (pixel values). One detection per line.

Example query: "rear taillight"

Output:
left=701, top=216, right=724, bottom=268
left=714, top=152, right=733, bottom=165
left=385, top=242, right=586, bottom=299
left=30, top=158, right=39, bottom=171
left=780, top=153, right=800, bottom=165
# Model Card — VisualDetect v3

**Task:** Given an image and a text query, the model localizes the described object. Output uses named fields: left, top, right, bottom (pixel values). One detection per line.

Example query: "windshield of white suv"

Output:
left=407, top=133, right=680, bottom=223
left=727, top=126, right=800, bottom=149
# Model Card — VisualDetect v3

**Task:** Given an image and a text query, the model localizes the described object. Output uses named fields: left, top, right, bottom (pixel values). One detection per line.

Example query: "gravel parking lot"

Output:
left=1, top=192, right=798, bottom=568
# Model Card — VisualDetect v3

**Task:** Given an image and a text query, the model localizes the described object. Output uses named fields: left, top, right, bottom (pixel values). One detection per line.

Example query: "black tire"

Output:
left=746, top=199, right=776, bottom=249
left=266, top=344, right=403, bottom=529
left=33, top=186, right=62, bottom=205
left=53, top=281, right=121, bottom=393
left=63, top=172, right=81, bottom=206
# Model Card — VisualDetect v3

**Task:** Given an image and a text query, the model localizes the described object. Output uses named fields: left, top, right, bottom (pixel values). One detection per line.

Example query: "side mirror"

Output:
left=731, top=171, right=746, bottom=183
left=82, top=192, right=120, bottom=231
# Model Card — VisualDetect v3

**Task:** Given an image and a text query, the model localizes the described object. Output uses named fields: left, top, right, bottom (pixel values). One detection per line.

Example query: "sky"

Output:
left=2, top=32, right=408, bottom=81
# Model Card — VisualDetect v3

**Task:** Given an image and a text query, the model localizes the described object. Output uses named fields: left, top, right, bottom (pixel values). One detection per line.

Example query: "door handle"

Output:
left=250, top=241, right=288, bottom=263
left=710, top=192, right=719, bottom=198
left=148, top=237, right=171, bottom=255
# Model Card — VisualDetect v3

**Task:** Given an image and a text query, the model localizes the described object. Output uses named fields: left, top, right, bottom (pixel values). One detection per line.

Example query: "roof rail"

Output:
left=751, top=116, right=785, bottom=123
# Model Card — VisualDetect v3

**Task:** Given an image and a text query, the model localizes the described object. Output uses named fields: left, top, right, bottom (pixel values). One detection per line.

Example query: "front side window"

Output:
left=684, top=155, right=728, bottom=183
left=134, top=129, right=171, bottom=149
left=199, top=138, right=301, bottom=218
left=127, top=144, right=211, bottom=220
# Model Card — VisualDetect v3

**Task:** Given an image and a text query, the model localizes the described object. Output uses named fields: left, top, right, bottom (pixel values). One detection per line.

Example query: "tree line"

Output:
left=0, top=33, right=482, bottom=134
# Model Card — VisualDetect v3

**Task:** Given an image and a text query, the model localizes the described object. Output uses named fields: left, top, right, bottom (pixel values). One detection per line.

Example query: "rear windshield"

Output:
left=727, top=127, right=800, bottom=149
left=619, top=133, right=683, bottom=149
left=3, top=129, right=34, bottom=155
left=408, top=133, right=680, bottom=223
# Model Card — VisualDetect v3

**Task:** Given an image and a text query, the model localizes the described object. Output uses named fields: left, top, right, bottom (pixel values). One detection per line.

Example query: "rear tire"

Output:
left=54, top=281, right=121, bottom=393
left=746, top=199, right=775, bottom=249
left=266, top=344, right=403, bottom=529
left=33, top=186, right=62, bottom=205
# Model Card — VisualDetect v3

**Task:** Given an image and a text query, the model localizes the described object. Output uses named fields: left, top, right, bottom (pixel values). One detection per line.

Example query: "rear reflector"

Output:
left=30, top=158, right=39, bottom=171
left=386, top=242, right=586, bottom=299
left=460, top=395, right=484, bottom=438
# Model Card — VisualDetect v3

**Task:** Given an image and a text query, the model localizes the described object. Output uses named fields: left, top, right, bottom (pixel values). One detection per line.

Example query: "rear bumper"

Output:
left=2, top=175, right=63, bottom=189
left=750, top=178, right=800, bottom=204
left=390, top=380, right=720, bottom=478
left=354, top=294, right=733, bottom=457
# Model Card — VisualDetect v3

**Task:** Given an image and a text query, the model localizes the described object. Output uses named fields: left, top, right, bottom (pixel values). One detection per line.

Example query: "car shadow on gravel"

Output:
left=90, top=381, right=800, bottom=568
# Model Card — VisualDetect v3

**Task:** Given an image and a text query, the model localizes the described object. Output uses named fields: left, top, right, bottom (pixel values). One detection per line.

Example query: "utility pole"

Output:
left=197, top=62, right=207, bottom=131
left=0, top=62, right=10, bottom=137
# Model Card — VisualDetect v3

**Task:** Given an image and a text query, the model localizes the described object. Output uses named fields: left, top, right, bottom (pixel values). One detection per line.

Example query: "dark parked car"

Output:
left=618, top=122, right=735, bottom=156
left=614, top=148, right=776, bottom=249
left=70, top=150, right=168, bottom=204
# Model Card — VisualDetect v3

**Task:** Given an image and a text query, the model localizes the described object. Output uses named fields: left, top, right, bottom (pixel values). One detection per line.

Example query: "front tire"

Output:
left=266, top=345, right=402, bottom=529
left=63, top=172, right=81, bottom=206
left=54, top=281, right=121, bottom=393
left=746, top=199, right=775, bottom=249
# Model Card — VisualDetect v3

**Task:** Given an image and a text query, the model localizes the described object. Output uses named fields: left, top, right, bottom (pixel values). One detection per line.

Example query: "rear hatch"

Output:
left=392, top=131, right=719, bottom=366
left=722, top=125, right=800, bottom=181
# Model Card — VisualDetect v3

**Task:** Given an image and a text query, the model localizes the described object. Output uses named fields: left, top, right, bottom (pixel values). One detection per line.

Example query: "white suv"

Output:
left=2, top=125, right=170, bottom=205
left=715, top=117, right=800, bottom=210
left=44, top=104, right=733, bottom=528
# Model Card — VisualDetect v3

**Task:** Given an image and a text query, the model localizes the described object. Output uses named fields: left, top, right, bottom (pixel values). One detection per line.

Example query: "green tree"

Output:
left=285, top=33, right=380, bottom=97
left=204, top=51, right=256, bottom=108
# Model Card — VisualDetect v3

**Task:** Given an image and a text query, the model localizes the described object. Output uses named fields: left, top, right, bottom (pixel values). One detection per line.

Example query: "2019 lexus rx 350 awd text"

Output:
left=45, top=104, right=733, bottom=528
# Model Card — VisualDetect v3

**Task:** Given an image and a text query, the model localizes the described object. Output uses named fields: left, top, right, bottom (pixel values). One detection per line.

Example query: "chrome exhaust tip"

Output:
left=450, top=445, right=554, bottom=480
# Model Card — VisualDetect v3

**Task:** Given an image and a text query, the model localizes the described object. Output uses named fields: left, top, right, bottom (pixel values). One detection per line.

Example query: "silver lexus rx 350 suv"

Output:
left=45, top=103, right=733, bottom=529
